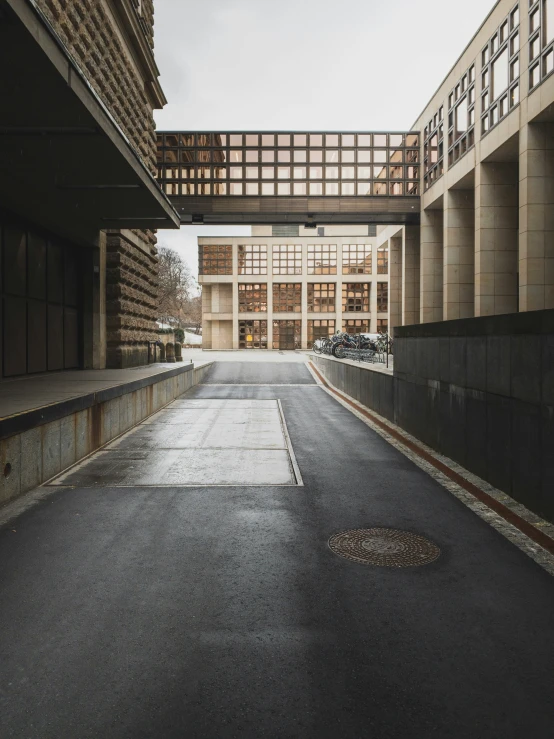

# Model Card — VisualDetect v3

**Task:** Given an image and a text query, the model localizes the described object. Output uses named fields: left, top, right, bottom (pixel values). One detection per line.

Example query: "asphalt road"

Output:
left=1, top=362, right=553, bottom=738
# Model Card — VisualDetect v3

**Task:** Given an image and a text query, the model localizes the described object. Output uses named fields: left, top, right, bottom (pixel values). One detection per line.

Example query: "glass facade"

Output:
left=238, top=244, right=267, bottom=274
left=377, top=282, right=389, bottom=312
left=239, top=320, right=267, bottom=349
left=447, top=63, right=476, bottom=167
left=377, top=246, right=388, bottom=274
left=342, top=283, right=370, bottom=312
left=481, top=5, right=520, bottom=135
left=307, top=283, right=336, bottom=312
left=272, top=320, right=301, bottom=350
left=423, top=107, right=444, bottom=190
left=273, top=283, right=301, bottom=312
left=343, top=319, right=370, bottom=333
left=238, top=284, right=267, bottom=312
left=342, top=244, right=372, bottom=274
left=272, top=244, right=302, bottom=274
left=199, top=244, right=232, bottom=275
left=307, top=244, right=337, bottom=274
left=528, top=0, right=554, bottom=90
left=308, top=319, right=336, bottom=343
left=377, top=318, right=389, bottom=333
left=157, top=132, right=420, bottom=198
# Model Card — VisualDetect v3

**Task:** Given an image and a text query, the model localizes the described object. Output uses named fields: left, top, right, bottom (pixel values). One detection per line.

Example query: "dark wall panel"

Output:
left=47, top=304, right=64, bottom=371
left=27, top=300, right=47, bottom=373
left=27, top=233, right=47, bottom=300
left=64, top=307, right=79, bottom=369
left=3, top=296, right=27, bottom=376
left=3, top=227, right=26, bottom=296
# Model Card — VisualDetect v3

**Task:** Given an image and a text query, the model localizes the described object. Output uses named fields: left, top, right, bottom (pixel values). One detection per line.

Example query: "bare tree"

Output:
left=157, top=247, right=193, bottom=326
left=182, top=293, right=202, bottom=334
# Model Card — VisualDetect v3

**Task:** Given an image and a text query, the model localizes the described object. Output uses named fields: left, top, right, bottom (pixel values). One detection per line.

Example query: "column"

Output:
left=389, top=236, right=402, bottom=336
left=443, top=189, right=475, bottom=320
left=474, top=162, right=518, bottom=316
left=519, top=122, right=554, bottom=311
left=402, top=225, right=420, bottom=326
left=420, top=209, right=443, bottom=323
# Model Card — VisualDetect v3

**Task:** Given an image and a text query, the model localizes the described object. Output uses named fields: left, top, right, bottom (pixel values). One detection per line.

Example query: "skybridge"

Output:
left=156, top=131, right=421, bottom=225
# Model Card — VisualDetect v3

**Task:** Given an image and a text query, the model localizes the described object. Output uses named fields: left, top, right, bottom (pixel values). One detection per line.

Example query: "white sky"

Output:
left=153, top=0, right=494, bottom=279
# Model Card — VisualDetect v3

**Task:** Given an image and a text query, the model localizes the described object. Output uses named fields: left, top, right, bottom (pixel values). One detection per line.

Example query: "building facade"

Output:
left=0, top=0, right=177, bottom=381
left=199, top=226, right=389, bottom=350
left=378, top=0, right=554, bottom=331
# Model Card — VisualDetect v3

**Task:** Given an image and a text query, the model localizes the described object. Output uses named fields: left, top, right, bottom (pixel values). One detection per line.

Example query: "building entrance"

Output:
left=272, top=320, right=301, bottom=350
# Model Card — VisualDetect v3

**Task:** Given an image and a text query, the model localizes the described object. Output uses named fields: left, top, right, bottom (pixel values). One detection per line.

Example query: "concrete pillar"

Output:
left=403, top=225, right=420, bottom=326
left=389, top=237, right=402, bottom=336
left=519, top=122, right=554, bottom=311
left=420, top=209, right=443, bottom=323
left=475, top=162, right=518, bottom=316
left=443, top=189, right=475, bottom=320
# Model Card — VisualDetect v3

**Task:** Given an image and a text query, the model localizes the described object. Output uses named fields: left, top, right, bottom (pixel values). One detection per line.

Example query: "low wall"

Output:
left=313, top=308, right=554, bottom=522
left=0, top=362, right=212, bottom=506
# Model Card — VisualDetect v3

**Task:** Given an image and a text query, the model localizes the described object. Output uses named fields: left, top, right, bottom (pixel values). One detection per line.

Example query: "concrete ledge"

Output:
left=0, top=363, right=213, bottom=507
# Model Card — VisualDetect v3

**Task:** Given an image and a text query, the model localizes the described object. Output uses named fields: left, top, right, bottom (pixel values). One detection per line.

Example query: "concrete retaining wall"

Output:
left=313, top=308, right=554, bottom=522
left=0, top=363, right=212, bottom=506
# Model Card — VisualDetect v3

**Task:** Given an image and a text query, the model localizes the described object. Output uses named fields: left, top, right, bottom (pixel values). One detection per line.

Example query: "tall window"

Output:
left=239, top=320, right=267, bottom=349
left=377, top=282, right=388, bottom=312
left=307, top=244, right=336, bottom=274
left=342, top=283, right=370, bottom=312
left=308, top=320, right=335, bottom=343
left=377, top=318, right=389, bottom=333
left=273, top=283, right=301, bottom=312
left=199, top=245, right=232, bottom=275
left=377, top=246, right=388, bottom=274
left=307, top=283, right=335, bottom=312
left=238, top=284, right=267, bottom=312
left=343, top=319, right=369, bottom=333
left=272, top=244, right=302, bottom=274
left=481, top=7, right=519, bottom=134
left=238, top=244, right=267, bottom=274
left=272, top=320, right=301, bottom=350
left=342, top=244, right=372, bottom=274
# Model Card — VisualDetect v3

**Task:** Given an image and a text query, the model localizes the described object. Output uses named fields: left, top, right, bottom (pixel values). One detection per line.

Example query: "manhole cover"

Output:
left=328, top=528, right=440, bottom=567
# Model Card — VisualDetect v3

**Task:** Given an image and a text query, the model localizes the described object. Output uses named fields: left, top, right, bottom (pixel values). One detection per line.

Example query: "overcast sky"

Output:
left=153, top=0, right=492, bottom=279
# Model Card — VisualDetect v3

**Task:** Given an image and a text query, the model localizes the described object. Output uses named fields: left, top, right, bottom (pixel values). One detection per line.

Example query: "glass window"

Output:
left=239, top=320, right=267, bottom=349
left=245, top=150, right=258, bottom=162
left=377, top=247, right=388, bottom=274
left=326, top=182, right=339, bottom=195
left=262, top=150, right=275, bottom=163
left=261, top=183, right=274, bottom=195
left=531, top=35, right=540, bottom=59
left=213, top=134, right=227, bottom=146
left=358, top=134, right=371, bottom=146
left=246, top=167, right=258, bottom=179
left=272, top=320, right=301, bottom=350
left=278, top=183, right=291, bottom=195
left=307, top=244, right=337, bottom=275
left=294, top=134, right=307, bottom=146
left=230, top=183, right=243, bottom=195
left=511, top=58, right=520, bottom=81
left=326, top=150, right=339, bottom=163
left=294, top=182, right=307, bottom=195
left=278, top=134, right=291, bottom=146
left=213, top=183, right=226, bottom=195
left=377, top=318, right=388, bottom=334
left=230, top=150, right=242, bottom=163
left=455, top=97, right=469, bottom=138
left=373, top=165, right=387, bottom=179
left=229, top=134, right=242, bottom=146
left=230, top=167, right=242, bottom=179
left=261, top=134, right=275, bottom=147
left=357, top=183, right=371, bottom=196
left=273, top=283, right=301, bottom=312
left=545, top=0, right=554, bottom=45
left=342, top=134, right=355, bottom=146
left=342, top=283, right=370, bottom=312
left=358, top=166, right=371, bottom=179
left=326, top=134, right=339, bottom=146
left=342, top=182, right=355, bottom=195
left=530, top=63, right=541, bottom=87
left=198, top=150, right=210, bottom=162
left=294, top=167, right=307, bottom=179
left=341, top=166, right=355, bottom=179
left=307, top=283, right=336, bottom=312
left=511, top=6, right=519, bottom=29
left=342, top=150, right=355, bottom=163
left=294, top=150, right=307, bottom=162
left=309, top=182, right=323, bottom=195
left=374, top=182, right=388, bottom=195
left=374, top=150, right=387, bottom=163
left=511, top=83, right=520, bottom=106
left=511, top=31, right=519, bottom=54
left=406, top=134, right=419, bottom=147
left=278, top=150, right=291, bottom=163
left=262, top=167, right=274, bottom=179
left=245, top=183, right=258, bottom=195
left=197, top=166, right=210, bottom=179
left=357, top=150, right=371, bottom=163
left=390, top=166, right=403, bottom=179
left=238, top=283, right=267, bottom=311
left=390, top=134, right=403, bottom=147
left=326, top=166, right=339, bottom=179
left=272, top=244, right=302, bottom=275
left=377, top=282, right=388, bottom=312
left=374, top=134, right=387, bottom=146
left=308, top=319, right=335, bottom=343
left=245, top=134, right=258, bottom=146
left=310, top=134, right=323, bottom=146
left=343, top=319, right=370, bottom=333
left=199, top=244, right=232, bottom=275
left=310, top=150, right=323, bottom=163
left=342, top=244, right=372, bottom=275
left=278, top=167, right=291, bottom=179
left=530, top=8, right=539, bottom=33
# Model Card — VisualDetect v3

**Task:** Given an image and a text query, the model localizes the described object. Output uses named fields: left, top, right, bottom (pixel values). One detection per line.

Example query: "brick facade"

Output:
left=37, top=0, right=164, bottom=367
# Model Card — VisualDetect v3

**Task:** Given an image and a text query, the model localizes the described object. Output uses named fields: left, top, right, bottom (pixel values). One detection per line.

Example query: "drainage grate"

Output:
left=328, top=528, right=440, bottom=567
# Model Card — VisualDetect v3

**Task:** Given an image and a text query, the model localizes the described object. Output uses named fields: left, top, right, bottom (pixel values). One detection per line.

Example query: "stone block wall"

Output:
left=37, top=0, right=163, bottom=368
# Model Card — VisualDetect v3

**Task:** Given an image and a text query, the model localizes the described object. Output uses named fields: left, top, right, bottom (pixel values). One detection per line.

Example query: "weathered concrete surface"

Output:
left=0, top=362, right=553, bottom=737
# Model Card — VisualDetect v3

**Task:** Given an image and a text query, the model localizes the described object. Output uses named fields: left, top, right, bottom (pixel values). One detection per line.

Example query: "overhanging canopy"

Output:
left=0, top=0, right=179, bottom=246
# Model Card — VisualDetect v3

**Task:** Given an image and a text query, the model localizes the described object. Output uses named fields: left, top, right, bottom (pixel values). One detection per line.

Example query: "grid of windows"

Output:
left=377, top=282, right=389, bottom=312
left=447, top=64, right=476, bottom=167
left=377, top=319, right=389, bottom=333
left=199, top=244, right=232, bottom=275
left=157, top=132, right=420, bottom=197
left=342, top=283, right=370, bottom=312
left=377, top=246, right=389, bottom=275
left=239, top=320, right=267, bottom=349
left=342, top=244, right=372, bottom=274
left=308, top=320, right=336, bottom=343
left=307, top=244, right=337, bottom=274
left=307, top=283, right=336, bottom=312
left=481, top=6, right=520, bottom=136
left=529, top=0, right=554, bottom=91
left=238, top=284, right=267, bottom=312
left=423, top=107, right=444, bottom=191
left=272, top=320, right=301, bottom=350
left=238, top=244, right=267, bottom=274
left=272, top=244, right=302, bottom=274
left=343, top=319, right=370, bottom=333
left=273, top=283, right=301, bottom=312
